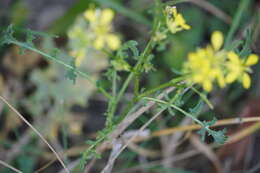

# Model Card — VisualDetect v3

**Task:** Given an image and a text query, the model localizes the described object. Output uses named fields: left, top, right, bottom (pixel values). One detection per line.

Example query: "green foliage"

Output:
left=198, top=118, right=228, bottom=145
left=0, top=0, right=257, bottom=172
left=111, top=40, right=139, bottom=71
left=0, top=25, right=15, bottom=46
left=66, top=59, right=78, bottom=84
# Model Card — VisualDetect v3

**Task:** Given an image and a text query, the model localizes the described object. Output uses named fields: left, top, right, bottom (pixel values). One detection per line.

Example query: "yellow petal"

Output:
left=100, top=8, right=114, bottom=25
left=227, top=51, right=240, bottom=64
left=94, top=36, right=105, bottom=50
left=245, top=54, right=259, bottom=66
left=218, top=76, right=226, bottom=88
left=226, top=72, right=238, bottom=83
left=84, top=9, right=96, bottom=22
left=182, top=23, right=191, bottom=30
left=176, top=14, right=190, bottom=30
left=242, top=73, right=251, bottom=89
left=211, top=31, right=223, bottom=51
left=106, top=34, right=121, bottom=50
left=216, top=72, right=226, bottom=88
left=193, top=74, right=203, bottom=82
left=172, top=6, right=177, bottom=17
left=203, top=80, right=212, bottom=92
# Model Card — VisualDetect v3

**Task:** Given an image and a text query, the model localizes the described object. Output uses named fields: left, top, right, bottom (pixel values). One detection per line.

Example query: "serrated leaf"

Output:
left=0, top=25, right=15, bottom=46
left=65, top=59, right=77, bottom=84
left=26, top=30, right=36, bottom=47
left=202, top=117, right=217, bottom=127
left=117, top=40, right=139, bottom=59
left=198, top=118, right=228, bottom=144
left=208, top=129, right=228, bottom=145
left=126, top=40, right=139, bottom=58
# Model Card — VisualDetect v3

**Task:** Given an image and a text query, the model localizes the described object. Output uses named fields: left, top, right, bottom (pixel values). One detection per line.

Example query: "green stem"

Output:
left=119, top=76, right=186, bottom=122
left=105, top=0, right=162, bottom=127
left=138, top=76, right=186, bottom=99
left=190, top=86, right=214, bottom=109
left=224, top=0, right=251, bottom=48
left=106, top=33, right=157, bottom=125
left=112, top=71, right=117, bottom=97
left=134, top=74, right=140, bottom=97
left=9, top=40, right=112, bottom=100
left=144, top=97, right=204, bottom=126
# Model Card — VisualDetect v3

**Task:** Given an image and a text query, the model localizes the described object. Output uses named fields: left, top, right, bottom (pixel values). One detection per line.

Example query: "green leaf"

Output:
left=208, top=129, right=228, bottom=145
left=127, top=40, right=139, bottom=58
left=65, top=59, right=77, bottom=84
left=198, top=128, right=207, bottom=142
left=239, top=28, right=252, bottom=58
left=0, top=25, right=15, bottom=46
left=198, top=118, right=228, bottom=144
left=26, top=30, right=36, bottom=47
left=117, top=40, right=139, bottom=59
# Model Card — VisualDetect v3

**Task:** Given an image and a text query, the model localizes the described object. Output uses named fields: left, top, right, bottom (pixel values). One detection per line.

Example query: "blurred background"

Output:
left=1, top=0, right=260, bottom=173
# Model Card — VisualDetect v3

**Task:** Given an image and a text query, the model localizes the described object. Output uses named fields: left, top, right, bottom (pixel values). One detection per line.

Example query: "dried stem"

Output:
left=0, top=96, right=70, bottom=173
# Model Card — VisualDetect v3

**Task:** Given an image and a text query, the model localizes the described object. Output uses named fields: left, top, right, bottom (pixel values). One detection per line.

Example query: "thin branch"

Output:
left=34, top=159, right=56, bottom=173
left=190, top=135, right=222, bottom=173
left=0, top=160, right=23, bottom=173
left=43, top=116, right=260, bottom=161
left=152, top=117, right=260, bottom=137
left=84, top=87, right=176, bottom=172
left=101, top=108, right=165, bottom=173
left=0, top=96, right=70, bottom=173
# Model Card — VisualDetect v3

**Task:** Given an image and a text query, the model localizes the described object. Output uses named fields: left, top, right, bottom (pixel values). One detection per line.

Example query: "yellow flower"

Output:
left=153, top=31, right=167, bottom=42
left=183, top=30, right=259, bottom=91
left=84, top=8, right=121, bottom=50
left=165, top=6, right=191, bottom=34
left=68, top=19, right=89, bottom=66
left=183, top=31, right=226, bottom=92
left=226, top=52, right=258, bottom=88
left=68, top=25, right=89, bottom=48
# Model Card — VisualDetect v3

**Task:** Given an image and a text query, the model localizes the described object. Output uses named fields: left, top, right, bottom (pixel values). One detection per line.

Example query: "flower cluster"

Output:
left=84, top=8, right=121, bottom=51
left=68, top=7, right=121, bottom=66
left=68, top=19, right=89, bottom=66
left=183, top=31, right=259, bottom=91
left=165, top=6, right=191, bottom=34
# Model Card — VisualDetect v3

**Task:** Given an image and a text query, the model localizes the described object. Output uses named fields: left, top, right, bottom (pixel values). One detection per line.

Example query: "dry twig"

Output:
left=0, top=159, right=23, bottom=173
left=0, top=96, right=70, bottom=173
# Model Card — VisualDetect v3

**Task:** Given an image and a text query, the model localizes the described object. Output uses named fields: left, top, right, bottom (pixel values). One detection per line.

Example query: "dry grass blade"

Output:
left=101, top=108, right=165, bottom=173
left=152, top=117, right=260, bottom=137
left=34, top=159, right=56, bottom=173
left=44, top=116, right=260, bottom=161
left=227, top=122, right=260, bottom=144
left=0, top=159, right=23, bottom=173
left=127, top=142, right=160, bottom=158
left=84, top=87, right=176, bottom=172
left=190, top=135, right=222, bottom=173
left=0, top=96, right=70, bottom=173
